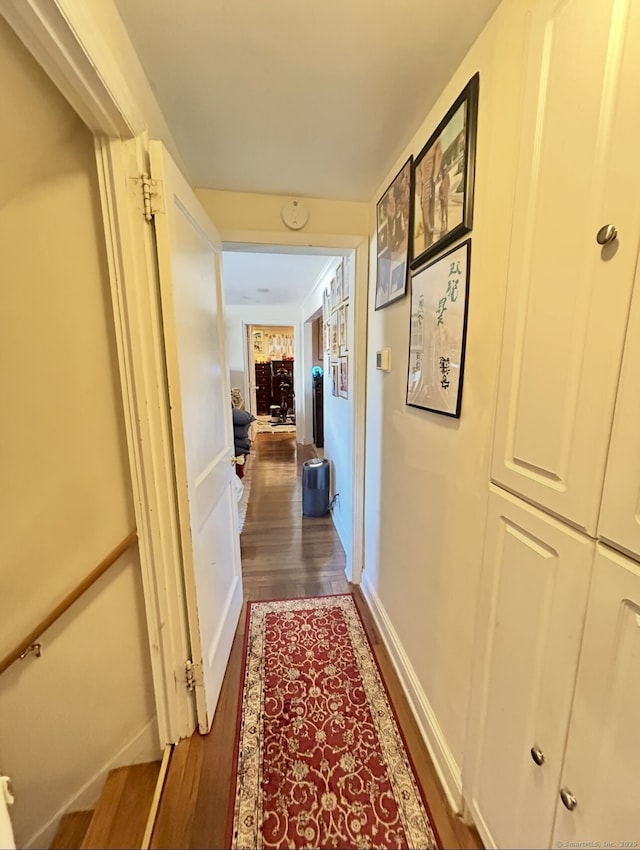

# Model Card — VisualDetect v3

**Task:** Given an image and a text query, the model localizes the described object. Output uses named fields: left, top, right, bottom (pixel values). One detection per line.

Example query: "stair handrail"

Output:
left=0, top=529, right=138, bottom=676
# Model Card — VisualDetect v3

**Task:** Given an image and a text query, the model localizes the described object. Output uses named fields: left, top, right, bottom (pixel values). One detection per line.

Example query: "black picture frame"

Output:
left=410, top=73, right=479, bottom=269
left=406, top=238, right=471, bottom=418
left=375, top=156, right=413, bottom=310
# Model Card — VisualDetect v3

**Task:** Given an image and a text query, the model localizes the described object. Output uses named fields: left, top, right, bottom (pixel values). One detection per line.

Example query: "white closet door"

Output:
left=552, top=543, right=640, bottom=846
left=491, top=0, right=640, bottom=534
left=467, top=486, right=592, bottom=850
left=599, top=247, right=640, bottom=559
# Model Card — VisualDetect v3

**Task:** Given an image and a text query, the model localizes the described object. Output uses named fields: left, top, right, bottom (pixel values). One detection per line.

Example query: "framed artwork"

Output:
left=338, top=303, right=348, bottom=348
left=330, top=311, right=339, bottom=358
left=324, top=321, right=330, bottom=354
left=330, top=276, right=337, bottom=310
left=338, top=357, right=348, bottom=399
left=406, top=239, right=471, bottom=418
left=335, top=261, right=344, bottom=303
left=375, top=156, right=413, bottom=310
left=323, top=287, right=330, bottom=322
left=411, top=73, right=479, bottom=269
left=252, top=329, right=263, bottom=353
left=331, top=363, right=339, bottom=397
left=343, top=258, right=350, bottom=301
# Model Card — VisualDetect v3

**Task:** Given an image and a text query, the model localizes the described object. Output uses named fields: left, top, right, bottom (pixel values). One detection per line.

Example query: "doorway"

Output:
left=245, top=323, right=296, bottom=429
left=222, top=243, right=365, bottom=585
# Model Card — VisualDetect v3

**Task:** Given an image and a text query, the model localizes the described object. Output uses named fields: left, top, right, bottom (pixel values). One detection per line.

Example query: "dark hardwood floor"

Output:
left=150, top=433, right=482, bottom=850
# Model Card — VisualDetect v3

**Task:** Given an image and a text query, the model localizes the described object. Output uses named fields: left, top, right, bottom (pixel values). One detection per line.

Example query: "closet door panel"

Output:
left=467, top=486, right=592, bottom=849
left=491, top=0, right=640, bottom=533
left=552, top=544, right=640, bottom=845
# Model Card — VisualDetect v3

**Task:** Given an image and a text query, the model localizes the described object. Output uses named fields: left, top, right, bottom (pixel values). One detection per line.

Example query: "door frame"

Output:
left=223, top=234, right=369, bottom=586
left=0, top=0, right=195, bottom=743
left=244, top=322, right=296, bottom=419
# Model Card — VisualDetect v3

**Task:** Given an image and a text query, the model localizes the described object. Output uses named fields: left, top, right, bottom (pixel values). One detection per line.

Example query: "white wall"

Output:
left=0, top=18, right=158, bottom=845
left=301, top=258, right=355, bottom=573
left=361, top=0, right=530, bottom=808
left=197, top=188, right=369, bottom=240
left=0, top=556, right=158, bottom=849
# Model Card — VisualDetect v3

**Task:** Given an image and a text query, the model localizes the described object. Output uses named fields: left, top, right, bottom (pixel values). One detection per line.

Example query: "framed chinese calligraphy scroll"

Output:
left=406, top=239, right=471, bottom=417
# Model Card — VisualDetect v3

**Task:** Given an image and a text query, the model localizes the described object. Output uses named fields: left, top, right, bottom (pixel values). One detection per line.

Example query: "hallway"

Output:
left=150, top=434, right=481, bottom=849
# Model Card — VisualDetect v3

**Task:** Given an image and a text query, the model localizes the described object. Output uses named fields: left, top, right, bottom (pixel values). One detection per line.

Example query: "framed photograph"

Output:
left=411, top=73, right=479, bottom=269
left=331, top=363, right=339, bottom=397
left=323, top=287, right=330, bottom=322
left=375, top=156, right=413, bottom=311
left=343, top=258, right=350, bottom=301
left=338, top=357, right=348, bottom=399
left=338, top=303, right=348, bottom=348
left=406, top=238, right=471, bottom=418
left=335, top=261, right=344, bottom=303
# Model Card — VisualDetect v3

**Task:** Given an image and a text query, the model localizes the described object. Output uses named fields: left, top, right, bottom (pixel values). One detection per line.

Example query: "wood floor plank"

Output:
left=82, top=762, right=160, bottom=849
left=149, top=433, right=482, bottom=849
left=49, top=811, right=94, bottom=849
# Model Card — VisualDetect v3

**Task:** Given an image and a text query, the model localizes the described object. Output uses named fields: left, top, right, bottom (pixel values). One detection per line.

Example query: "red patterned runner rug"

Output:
left=229, top=595, right=439, bottom=849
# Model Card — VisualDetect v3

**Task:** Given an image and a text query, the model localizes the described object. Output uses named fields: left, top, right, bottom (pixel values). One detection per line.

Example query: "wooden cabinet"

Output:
left=254, top=362, right=271, bottom=415
left=490, top=0, right=640, bottom=535
left=253, top=361, right=295, bottom=416
left=467, top=486, right=592, bottom=850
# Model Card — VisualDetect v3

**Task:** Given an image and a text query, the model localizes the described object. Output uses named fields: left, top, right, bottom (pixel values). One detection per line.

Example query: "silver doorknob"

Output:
left=560, top=787, right=578, bottom=811
left=596, top=224, right=617, bottom=245
left=530, top=746, right=545, bottom=766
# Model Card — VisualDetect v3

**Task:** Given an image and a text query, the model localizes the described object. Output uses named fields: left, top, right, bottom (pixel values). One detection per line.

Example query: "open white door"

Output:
left=149, top=141, right=243, bottom=733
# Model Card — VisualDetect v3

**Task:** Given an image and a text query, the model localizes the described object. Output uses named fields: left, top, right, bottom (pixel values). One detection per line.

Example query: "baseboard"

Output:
left=360, top=577, right=463, bottom=814
left=25, top=716, right=160, bottom=849
left=330, top=510, right=352, bottom=581
left=200, top=574, right=243, bottom=732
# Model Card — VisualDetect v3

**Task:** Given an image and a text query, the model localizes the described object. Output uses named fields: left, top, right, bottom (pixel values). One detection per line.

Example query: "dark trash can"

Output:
left=302, top=458, right=330, bottom=517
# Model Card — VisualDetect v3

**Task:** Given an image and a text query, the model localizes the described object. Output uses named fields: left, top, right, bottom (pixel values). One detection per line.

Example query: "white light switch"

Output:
left=376, top=349, right=391, bottom=371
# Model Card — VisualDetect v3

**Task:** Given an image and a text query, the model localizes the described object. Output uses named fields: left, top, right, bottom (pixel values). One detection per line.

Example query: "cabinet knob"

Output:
left=530, top=745, right=545, bottom=766
left=560, top=787, right=578, bottom=811
left=596, top=224, right=617, bottom=245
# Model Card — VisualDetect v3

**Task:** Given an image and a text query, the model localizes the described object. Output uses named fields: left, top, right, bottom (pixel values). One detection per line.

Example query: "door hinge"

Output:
left=185, top=659, right=200, bottom=692
left=140, top=173, right=162, bottom=221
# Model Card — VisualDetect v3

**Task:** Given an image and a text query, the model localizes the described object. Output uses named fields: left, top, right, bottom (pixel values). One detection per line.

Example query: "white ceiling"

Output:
left=222, top=250, right=333, bottom=306
left=113, top=0, right=501, bottom=202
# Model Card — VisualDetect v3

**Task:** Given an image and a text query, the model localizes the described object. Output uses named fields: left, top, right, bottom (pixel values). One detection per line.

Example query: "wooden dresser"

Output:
left=254, top=362, right=272, bottom=414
